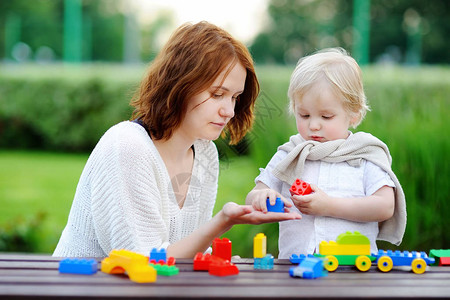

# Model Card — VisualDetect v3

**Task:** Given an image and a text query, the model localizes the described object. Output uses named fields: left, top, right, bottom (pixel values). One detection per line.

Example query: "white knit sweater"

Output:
left=53, top=121, right=219, bottom=257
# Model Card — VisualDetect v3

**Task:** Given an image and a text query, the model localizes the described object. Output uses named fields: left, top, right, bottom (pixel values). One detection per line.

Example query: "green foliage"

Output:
left=0, top=0, right=125, bottom=61
left=251, top=0, right=450, bottom=64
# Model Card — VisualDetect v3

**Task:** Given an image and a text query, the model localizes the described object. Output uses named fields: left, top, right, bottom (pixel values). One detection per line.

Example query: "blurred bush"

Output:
left=0, top=65, right=140, bottom=151
left=0, top=212, right=46, bottom=252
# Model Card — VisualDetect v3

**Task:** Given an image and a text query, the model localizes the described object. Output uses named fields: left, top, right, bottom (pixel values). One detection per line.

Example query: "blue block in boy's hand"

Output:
left=266, top=197, right=284, bottom=213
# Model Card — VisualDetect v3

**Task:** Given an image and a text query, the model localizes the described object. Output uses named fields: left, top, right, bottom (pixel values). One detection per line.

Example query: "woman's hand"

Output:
left=222, top=202, right=301, bottom=226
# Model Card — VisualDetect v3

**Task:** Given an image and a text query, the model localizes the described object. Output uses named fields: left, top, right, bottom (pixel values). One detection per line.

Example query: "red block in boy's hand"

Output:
left=289, top=179, right=312, bottom=196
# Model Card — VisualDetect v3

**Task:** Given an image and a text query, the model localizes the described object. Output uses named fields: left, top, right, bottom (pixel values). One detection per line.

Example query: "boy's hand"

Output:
left=246, top=188, right=292, bottom=213
left=290, top=184, right=331, bottom=216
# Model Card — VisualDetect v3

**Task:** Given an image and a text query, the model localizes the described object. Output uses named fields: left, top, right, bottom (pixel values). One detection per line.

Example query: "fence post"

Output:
left=352, top=0, right=370, bottom=65
left=64, top=0, right=83, bottom=63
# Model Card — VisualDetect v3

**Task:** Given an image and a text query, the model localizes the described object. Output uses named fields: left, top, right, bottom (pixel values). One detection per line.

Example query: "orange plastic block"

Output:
left=319, top=231, right=371, bottom=256
left=101, top=249, right=156, bottom=283
left=212, top=238, right=232, bottom=261
left=290, top=178, right=312, bottom=196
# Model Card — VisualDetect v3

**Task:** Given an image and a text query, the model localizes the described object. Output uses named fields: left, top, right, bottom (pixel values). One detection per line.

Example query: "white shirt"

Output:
left=256, top=147, right=395, bottom=259
left=53, top=121, right=219, bottom=257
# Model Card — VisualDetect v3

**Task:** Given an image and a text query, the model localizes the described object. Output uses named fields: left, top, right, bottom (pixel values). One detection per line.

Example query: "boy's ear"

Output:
left=349, top=113, right=360, bottom=127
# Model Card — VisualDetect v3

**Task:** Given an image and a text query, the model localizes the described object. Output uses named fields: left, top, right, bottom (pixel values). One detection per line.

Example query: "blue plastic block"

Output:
left=150, top=248, right=167, bottom=263
left=289, top=253, right=315, bottom=264
left=374, top=249, right=435, bottom=266
left=59, top=258, right=97, bottom=275
left=266, top=197, right=284, bottom=213
left=289, top=257, right=327, bottom=279
left=254, top=254, right=274, bottom=269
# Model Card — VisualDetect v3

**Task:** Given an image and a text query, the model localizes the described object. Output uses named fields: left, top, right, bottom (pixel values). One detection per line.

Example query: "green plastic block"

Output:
left=336, top=231, right=370, bottom=245
left=150, top=264, right=179, bottom=276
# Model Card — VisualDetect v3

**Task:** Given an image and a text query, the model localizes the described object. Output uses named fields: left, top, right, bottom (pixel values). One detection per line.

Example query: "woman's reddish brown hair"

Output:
left=130, top=21, right=259, bottom=144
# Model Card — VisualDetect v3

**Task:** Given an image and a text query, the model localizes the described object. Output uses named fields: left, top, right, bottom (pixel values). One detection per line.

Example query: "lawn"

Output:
left=0, top=151, right=88, bottom=252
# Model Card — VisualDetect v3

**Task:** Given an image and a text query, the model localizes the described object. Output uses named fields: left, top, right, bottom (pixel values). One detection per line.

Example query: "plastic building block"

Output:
left=150, top=264, right=179, bottom=276
left=208, top=259, right=239, bottom=276
left=289, top=254, right=316, bottom=264
left=319, top=231, right=371, bottom=255
left=101, top=249, right=156, bottom=283
left=373, top=250, right=435, bottom=274
left=149, top=248, right=167, bottom=264
left=266, top=197, right=284, bottom=213
left=253, top=233, right=267, bottom=258
left=254, top=254, right=274, bottom=269
left=440, top=257, right=450, bottom=265
left=429, top=249, right=450, bottom=266
left=318, top=231, right=375, bottom=272
left=193, top=252, right=213, bottom=271
left=59, top=258, right=97, bottom=275
left=193, top=252, right=238, bottom=276
left=289, top=257, right=328, bottom=279
left=289, top=178, right=312, bottom=196
left=212, top=238, right=232, bottom=261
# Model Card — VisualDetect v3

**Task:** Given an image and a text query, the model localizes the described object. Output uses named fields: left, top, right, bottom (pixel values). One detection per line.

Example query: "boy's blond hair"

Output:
left=288, top=47, right=369, bottom=128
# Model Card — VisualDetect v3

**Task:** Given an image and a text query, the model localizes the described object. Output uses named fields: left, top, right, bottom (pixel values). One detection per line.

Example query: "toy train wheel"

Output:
left=377, top=256, right=393, bottom=272
left=324, top=255, right=339, bottom=272
left=411, top=258, right=427, bottom=274
left=355, top=256, right=372, bottom=272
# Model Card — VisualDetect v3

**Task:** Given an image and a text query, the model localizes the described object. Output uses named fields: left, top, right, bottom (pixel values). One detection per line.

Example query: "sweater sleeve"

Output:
left=89, top=122, right=170, bottom=256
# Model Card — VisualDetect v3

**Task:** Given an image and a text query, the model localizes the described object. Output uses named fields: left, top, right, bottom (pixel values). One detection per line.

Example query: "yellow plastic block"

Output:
left=253, top=233, right=267, bottom=258
left=101, top=249, right=156, bottom=283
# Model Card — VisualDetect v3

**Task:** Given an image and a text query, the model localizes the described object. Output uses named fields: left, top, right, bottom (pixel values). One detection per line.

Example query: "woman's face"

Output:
left=179, top=62, right=247, bottom=142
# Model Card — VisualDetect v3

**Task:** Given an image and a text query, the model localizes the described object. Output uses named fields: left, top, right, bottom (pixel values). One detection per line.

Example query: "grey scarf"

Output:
left=272, top=132, right=406, bottom=246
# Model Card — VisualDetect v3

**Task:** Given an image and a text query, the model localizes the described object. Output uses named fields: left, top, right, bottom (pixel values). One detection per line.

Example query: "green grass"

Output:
left=0, top=151, right=88, bottom=252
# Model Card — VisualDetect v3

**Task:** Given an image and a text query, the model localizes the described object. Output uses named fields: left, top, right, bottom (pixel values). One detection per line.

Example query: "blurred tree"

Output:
left=140, top=11, right=174, bottom=62
left=84, top=0, right=124, bottom=61
left=0, top=0, right=63, bottom=60
left=250, top=0, right=450, bottom=64
left=0, top=0, right=125, bottom=62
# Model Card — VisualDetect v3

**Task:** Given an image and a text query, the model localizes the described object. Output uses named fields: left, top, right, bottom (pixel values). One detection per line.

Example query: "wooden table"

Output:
left=1, top=253, right=450, bottom=299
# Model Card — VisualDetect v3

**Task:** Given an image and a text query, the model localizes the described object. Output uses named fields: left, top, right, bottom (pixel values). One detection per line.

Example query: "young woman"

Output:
left=53, top=21, right=300, bottom=258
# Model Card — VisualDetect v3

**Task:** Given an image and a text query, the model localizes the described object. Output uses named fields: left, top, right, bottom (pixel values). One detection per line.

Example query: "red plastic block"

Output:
left=440, top=257, right=450, bottom=266
left=208, top=259, right=239, bottom=277
left=290, top=178, right=312, bottom=196
left=193, top=253, right=212, bottom=271
left=149, top=256, right=175, bottom=265
left=212, top=238, right=232, bottom=261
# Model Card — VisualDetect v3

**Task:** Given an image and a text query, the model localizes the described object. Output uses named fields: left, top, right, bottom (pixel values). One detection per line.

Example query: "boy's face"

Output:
left=294, top=79, right=355, bottom=143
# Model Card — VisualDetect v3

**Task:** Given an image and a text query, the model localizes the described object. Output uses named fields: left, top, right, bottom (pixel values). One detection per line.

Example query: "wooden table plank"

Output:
left=1, top=254, right=450, bottom=299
